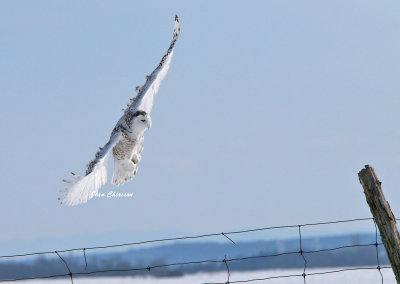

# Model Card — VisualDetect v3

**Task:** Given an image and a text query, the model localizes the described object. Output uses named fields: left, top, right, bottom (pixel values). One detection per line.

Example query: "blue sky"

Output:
left=1, top=1, right=400, bottom=254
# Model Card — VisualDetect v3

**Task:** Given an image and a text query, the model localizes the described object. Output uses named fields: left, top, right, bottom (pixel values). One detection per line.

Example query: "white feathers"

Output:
left=111, top=135, right=144, bottom=185
left=59, top=155, right=109, bottom=206
left=112, top=159, right=137, bottom=186
left=59, top=15, right=180, bottom=206
left=60, top=131, right=123, bottom=206
left=128, top=15, right=180, bottom=114
left=137, top=51, right=173, bottom=114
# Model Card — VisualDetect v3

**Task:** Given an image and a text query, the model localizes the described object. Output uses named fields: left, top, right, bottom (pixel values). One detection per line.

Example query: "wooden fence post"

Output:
left=358, top=165, right=400, bottom=283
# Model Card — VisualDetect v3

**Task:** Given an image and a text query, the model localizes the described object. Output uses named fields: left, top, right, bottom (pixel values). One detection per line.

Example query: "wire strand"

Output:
left=0, top=217, right=378, bottom=259
left=0, top=242, right=385, bottom=282
left=55, top=251, right=73, bottom=284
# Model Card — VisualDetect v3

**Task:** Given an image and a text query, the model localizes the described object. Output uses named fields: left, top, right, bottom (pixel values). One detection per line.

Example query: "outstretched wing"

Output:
left=60, top=15, right=180, bottom=206
left=111, top=15, right=180, bottom=186
left=59, top=129, right=122, bottom=206
left=127, top=15, right=180, bottom=114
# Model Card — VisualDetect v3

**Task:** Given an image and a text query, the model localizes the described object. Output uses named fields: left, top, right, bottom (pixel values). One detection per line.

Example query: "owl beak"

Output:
left=146, top=118, right=152, bottom=128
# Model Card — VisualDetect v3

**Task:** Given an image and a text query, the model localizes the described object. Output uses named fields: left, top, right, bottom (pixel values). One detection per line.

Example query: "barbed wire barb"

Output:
left=221, top=233, right=236, bottom=244
left=223, top=255, right=231, bottom=284
left=298, top=225, right=307, bottom=284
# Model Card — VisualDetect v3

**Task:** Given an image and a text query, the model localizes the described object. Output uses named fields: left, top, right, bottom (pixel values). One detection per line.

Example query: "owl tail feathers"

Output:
left=59, top=163, right=108, bottom=206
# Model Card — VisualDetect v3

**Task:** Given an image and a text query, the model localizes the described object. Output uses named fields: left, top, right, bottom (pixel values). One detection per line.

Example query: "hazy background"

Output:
left=16, top=268, right=398, bottom=284
left=1, top=1, right=400, bottom=255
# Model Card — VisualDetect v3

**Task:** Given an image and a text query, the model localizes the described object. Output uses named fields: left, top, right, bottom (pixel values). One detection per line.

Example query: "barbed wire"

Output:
left=203, top=266, right=393, bottom=284
left=0, top=217, right=395, bottom=283
left=374, top=221, right=384, bottom=284
left=298, top=225, right=307, bottom=283
left=0, top=217, right=376, bottom=259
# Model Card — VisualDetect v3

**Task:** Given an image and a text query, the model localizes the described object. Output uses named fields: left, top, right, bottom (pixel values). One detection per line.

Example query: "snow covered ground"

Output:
left=26, top=267, right=395, bottom=284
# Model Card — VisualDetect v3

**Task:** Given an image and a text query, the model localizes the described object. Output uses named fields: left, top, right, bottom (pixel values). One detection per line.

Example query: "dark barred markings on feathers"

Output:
left=85, top=125, right=126, bottom=176
left=124, top=16, right=180, bottom=113
left=85, top=134, right=114, bottom=176
left=124, top=110, right=147, bottom=128
left=86, top=109, right=144, bottom=175
left=113, top=136, right=136, bottom=161
left=60, top=15, right=180, bottom=206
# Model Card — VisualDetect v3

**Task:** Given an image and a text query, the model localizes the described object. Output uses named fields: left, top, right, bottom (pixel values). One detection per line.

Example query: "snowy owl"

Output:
left=59, top=15, right=180, bottom=206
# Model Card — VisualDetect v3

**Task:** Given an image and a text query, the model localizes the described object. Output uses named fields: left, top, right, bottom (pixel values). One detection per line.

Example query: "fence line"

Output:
left=203, top=266, right=393, bottom=284
left=0, top=217, right=375, bottom=259
left=0, top=217, right=396, bottom=283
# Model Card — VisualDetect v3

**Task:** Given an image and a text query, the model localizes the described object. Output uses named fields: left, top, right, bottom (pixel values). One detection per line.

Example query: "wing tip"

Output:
left=58, top=187, right=92, bottom=206
left=174, top=14, right=180, bottom=35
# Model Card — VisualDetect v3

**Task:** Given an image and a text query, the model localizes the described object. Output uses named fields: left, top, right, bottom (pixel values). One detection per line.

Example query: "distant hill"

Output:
left=0, top=233, right=388, bottom=280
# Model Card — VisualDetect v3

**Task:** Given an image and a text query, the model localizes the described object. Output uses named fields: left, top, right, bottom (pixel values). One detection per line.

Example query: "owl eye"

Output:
left=141, top=119, right=146, bottom=122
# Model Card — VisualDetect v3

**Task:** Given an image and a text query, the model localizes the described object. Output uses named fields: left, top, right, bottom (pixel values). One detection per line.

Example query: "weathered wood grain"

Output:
left=358, top=165, right=400, bottom=283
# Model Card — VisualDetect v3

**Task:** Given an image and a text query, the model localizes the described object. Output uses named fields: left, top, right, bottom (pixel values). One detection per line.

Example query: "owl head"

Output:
left=132, top=110, right=152, bottom=130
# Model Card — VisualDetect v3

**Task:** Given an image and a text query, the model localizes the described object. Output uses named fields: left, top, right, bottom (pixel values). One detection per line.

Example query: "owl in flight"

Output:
left=59, top=15, right=180, bottom=206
